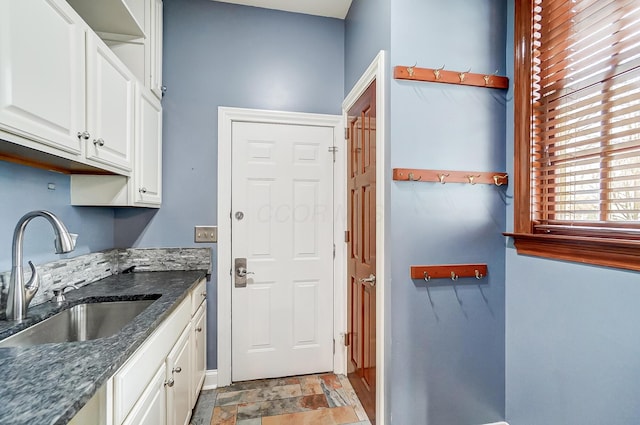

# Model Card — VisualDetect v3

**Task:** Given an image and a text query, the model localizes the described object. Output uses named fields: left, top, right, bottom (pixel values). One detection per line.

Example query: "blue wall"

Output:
left=504, top=1, right=640, bottom=423
left=114, top=0, right=345, bottom=368
left=0, top=160, right=114, bottom=273
left=387, top=0, right=507, bottom=423
left=344, top=0, right=390, bottom=93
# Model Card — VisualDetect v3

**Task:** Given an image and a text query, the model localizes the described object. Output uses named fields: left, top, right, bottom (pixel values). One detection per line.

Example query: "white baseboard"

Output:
left=202, top=369, right=218, bottom=390
left=482, top=422, right=508, bottom=425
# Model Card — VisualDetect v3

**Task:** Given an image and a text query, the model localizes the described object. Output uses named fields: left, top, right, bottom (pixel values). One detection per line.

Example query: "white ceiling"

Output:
left=213, top=0, right=353, bottom=19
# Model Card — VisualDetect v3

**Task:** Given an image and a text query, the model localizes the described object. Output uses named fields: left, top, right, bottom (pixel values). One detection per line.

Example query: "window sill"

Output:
left=504, top=232, right=640, bottom=272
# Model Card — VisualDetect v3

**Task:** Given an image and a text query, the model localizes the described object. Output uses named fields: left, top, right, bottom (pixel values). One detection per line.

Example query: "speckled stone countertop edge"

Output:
left=0, top=270, right=208, bottom=425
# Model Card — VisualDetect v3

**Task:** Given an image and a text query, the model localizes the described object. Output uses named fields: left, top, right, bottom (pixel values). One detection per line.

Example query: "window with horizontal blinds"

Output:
left=533, top=0, right=640, bottom=237
left=509, top=0, right=640, bottom=271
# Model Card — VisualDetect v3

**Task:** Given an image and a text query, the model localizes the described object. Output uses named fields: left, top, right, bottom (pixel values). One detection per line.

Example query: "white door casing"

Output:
left=231, top=121, right=334, bottom=381
left=218, top=108, right=344, bottom=386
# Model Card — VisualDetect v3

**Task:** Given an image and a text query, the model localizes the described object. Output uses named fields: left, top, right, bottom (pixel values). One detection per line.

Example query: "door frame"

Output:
left=342, top=51, right=388, bottom=424
left=217, top=107, right=344, bottom=386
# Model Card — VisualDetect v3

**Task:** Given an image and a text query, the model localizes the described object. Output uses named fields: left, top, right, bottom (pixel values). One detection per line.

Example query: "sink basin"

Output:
left=0, top=299, right=156, bottom=348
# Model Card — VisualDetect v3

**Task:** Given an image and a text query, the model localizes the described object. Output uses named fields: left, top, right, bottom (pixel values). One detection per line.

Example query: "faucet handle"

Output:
left=24, top=261, right=39, bottom=306
left=52, top=284, right=78, bottom=303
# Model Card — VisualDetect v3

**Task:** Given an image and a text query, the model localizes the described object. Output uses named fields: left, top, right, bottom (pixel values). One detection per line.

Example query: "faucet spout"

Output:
left=5, top=210, right=77, bottom=321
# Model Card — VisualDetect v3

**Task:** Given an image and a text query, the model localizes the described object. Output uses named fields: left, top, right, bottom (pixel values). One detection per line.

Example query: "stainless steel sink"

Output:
left=0, top=299, right=156, bottom=348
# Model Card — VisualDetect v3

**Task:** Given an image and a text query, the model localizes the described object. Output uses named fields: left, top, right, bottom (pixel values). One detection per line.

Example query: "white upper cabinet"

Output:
left=0, top=0, right=86, bottom=157
left=67, top=0, right=144, bottom=40
left=150, top=0, right=164, bottom=98
left=1, top=0, right=163, bottom=204
left=135, top=84, right=163, bottom=205
left=85, top=34, right=135, bottom=172
left=105, top=0, right=164, bottom=99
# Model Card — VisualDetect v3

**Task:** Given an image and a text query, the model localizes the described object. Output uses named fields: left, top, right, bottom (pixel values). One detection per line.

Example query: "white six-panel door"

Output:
left=231, top=121, right=334, bottom=381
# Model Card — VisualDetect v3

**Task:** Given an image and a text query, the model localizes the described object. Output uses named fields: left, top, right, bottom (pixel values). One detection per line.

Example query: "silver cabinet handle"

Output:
left=93, top=138, right=105, bottom=146
left=172, top=366, right=182, bottom=373
left=139, top=187, right=147, bottom=194
left=77, top=131, right=90, bottom=140
left=237, top=267, right=254, bottom=278
left=195, top=326, right=203, bottom=332
left=164, top=378, right=174, bottom=387
left=201, top=292, right=207, bottom=298
left=359, top=274, right=376, bottom=287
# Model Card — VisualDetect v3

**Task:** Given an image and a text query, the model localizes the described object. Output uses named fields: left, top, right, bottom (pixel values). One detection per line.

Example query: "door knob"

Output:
left=359, top=274, right=376, bottom=287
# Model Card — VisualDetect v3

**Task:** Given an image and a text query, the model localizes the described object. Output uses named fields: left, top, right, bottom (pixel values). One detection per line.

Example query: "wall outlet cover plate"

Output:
left=195, top=226, right=217, bottom=243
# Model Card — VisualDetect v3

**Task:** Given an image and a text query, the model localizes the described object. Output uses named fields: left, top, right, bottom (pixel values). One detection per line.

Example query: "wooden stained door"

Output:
left=347, top=80, right=376, bottom=424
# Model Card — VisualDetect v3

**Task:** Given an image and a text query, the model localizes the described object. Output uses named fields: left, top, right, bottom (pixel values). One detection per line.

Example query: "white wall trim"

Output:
left=341, top=50, right=388, bottom=425
left=481, top=422, right=509, bottom=425
left=202, top=369, right=218, bottom=390
left=217, top=107, right=343, bottom=387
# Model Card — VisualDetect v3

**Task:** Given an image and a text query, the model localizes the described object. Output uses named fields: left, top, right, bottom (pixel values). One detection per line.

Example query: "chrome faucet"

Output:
left=6, top=211, right=77, bottom=321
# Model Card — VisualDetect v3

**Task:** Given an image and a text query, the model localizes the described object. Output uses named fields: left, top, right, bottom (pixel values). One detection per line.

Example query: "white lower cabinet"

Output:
left=122, top=364, right=167, bottom=425
left=192, top=304, right=207, bottom=401
left=101, top=279, right=206, bottom=425
left=166, top=326, right=192, bottom=425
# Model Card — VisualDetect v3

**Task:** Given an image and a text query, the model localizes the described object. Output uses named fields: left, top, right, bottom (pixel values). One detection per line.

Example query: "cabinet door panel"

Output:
left=135, top=85, right=162, bottom=205
left=150, top=0, right=163, bottom=98
left=167, top=326, right=192, bottom=425
left=192, top=305, right=206, bottom=402
left=123, top=363, right=167, bottom=425
left=0, top=0, right=85, bottom=155
left=86, top=34, right=134, bottom=172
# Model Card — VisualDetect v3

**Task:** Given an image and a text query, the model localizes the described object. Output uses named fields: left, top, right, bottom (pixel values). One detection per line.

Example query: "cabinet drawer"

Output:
left=191, top=278, right=206, bottom=315
left=113, top=296, right=190, bottom=425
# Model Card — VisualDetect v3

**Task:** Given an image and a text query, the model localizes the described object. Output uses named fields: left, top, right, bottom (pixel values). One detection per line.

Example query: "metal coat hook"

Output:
left=466, top=174, right=481, bottom=185
left=424, top=272, right=431, bottom=282
left=450, top=271, right=459, bottom=281
left=458, top=68, right=471, bottom=83
left=433, top=65, right=445, bottom=80
left=493, top=175, right=506, bottom=186
left=408, top=172, right=422, bottom=181
left=438, top=173, right=450, bottom=184
left=483, top=70, right=500, bottom=86
left=406, top=62, right=417, bottom=77
left=475, top=269, right=484, bottom=280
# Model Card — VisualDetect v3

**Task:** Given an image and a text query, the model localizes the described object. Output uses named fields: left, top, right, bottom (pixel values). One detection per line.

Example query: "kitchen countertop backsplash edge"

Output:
left=0, top=247, right=212, bottom=315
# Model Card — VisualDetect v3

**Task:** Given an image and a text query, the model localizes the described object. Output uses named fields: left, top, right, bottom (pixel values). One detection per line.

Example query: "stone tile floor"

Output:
left=191, top=373, right=371, bottom=425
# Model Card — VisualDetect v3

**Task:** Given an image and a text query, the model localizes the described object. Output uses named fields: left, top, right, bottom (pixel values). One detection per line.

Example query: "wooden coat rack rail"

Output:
left=394, top=65, right=509, bottom=89
left=411, top=264, right=488, bottom=281
left=393, top=168, right=508, bottom=186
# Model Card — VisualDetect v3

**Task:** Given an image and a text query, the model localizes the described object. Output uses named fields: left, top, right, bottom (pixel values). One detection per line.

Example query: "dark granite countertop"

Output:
left=0, top=270, right=207, bottom=425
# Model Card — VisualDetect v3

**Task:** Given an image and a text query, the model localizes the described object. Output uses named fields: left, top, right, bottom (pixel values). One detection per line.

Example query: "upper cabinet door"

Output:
left=135, top=84, right=162, bottom=205
left=86, top=33, right=134, bottom=172
left=150, top=0, right=163, bottom=98
left=0, top=0, right=85, bottom=156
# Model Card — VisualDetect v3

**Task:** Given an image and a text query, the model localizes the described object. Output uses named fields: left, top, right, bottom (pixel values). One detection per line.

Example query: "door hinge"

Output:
left=328, top=146, right=338, bottom=162
left=333, top=339, right=335, bottom=354
left=344, top=127, right=349, bottom=139
left=333, top=243, right=336, bottom=259
left=344, top=230, right=350, bottom=243
left=343, top=332, right=351, bottom=347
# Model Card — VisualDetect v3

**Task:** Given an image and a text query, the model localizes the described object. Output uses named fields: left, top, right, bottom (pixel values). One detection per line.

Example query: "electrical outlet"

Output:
left=194, top=226, right=217, bottom=243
